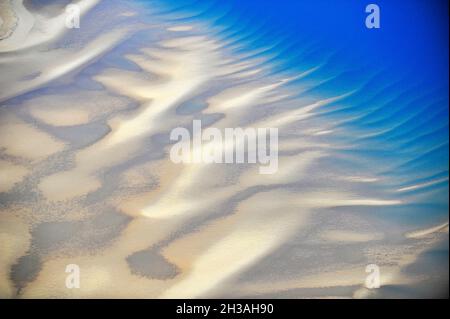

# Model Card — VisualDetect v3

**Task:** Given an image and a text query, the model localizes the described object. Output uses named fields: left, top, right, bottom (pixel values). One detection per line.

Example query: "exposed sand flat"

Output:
left=257, top=91, right=356, bottom=128
left=397, top=177, right=449, bottom=192
left=226, top=228, right=446, bottom=299
left=0, top=26, right=131, bottom=102
left=161, top=190, right=309, bottom=298
left=0, top=213, right=31, bottom=298
left=239, top=151, right=325, bottom=186
left=0, top=0, right=100, bottom=53
left=25, top=91, right=131, bottom=126
left=0, top=160, right=28, bottom=193
left=38, top=170, right=101, bottom=201
left=0, top=0, right=18, bottom=41
left=36, top=34, right=238, bottom=202
left=0, top=0, right=32, bottom=47
left=0, top=112, right=65, bottom=160
left=320, top=230, right=384, bottom=243
left=117, top=161, right=181, bottom=217
left=30, top=108, right=89, bottom=127
left=167, top=25, right=194, bottom=32
left=20, top=251, right=173, bottom=298
left=206, top=82, right=285, bottom=113
left=95, top=42, right=223, bottom=145
left=405, top=222, right=449, bottom=239
left=340, top=176, right=378, bottom=183
left=233, top=262, right=423, bottom=299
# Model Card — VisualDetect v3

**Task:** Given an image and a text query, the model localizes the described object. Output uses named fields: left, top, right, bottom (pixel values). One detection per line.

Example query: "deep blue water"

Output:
left=141, top=0, right=449, bottom=222
left=144, top=0, right=449, bottom=82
